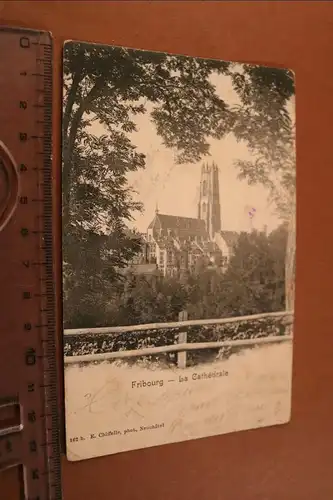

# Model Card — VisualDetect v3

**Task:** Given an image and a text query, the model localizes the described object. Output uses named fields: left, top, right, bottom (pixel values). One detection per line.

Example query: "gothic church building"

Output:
left=133, top=163, right=238, bottom=277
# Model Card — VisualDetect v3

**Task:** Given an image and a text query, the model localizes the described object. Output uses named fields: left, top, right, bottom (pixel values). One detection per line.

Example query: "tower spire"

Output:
left=197, top=161, right=221, bottom=240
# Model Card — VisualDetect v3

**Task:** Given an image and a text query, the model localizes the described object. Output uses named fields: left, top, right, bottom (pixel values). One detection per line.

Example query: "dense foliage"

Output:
left=62, top=43, right=295, bottom=329
left=64, top=226, right=287, bottom=328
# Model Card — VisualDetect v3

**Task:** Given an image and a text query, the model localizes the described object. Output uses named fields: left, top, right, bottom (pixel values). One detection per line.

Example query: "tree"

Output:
left=230, top=65, right=295, bottom=310
left=268, top=222, right=289, bottom=309
left=222, top=227, right=287, bottom=316
left=103, top=272, right=189, bottom=326
left=63, top=227, right=144, bottom=327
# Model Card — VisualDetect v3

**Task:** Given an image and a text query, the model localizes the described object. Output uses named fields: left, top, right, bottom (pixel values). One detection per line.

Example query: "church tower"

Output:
left=197, top=162, right=221, bottom=240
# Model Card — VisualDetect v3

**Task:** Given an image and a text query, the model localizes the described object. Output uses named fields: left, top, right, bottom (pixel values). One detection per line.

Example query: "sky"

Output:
left=90, top=65, right=295, bottom=235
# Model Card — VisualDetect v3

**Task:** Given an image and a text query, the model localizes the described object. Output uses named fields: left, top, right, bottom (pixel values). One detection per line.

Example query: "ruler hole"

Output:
left=0, top=141, right=20, bottom=232
left=0, top=400, right=21, bottom=436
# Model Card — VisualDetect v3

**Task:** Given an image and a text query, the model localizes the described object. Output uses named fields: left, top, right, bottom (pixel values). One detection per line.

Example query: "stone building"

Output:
left=129, top=163, right=239, bottom=277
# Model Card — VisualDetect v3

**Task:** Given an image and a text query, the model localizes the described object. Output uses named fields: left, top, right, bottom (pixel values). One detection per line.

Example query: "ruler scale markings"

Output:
left=0, top=28, right=62, bottom=499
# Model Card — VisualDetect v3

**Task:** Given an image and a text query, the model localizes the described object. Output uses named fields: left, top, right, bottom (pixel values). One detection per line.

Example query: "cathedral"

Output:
left=131, top=162, right=239, bottom=277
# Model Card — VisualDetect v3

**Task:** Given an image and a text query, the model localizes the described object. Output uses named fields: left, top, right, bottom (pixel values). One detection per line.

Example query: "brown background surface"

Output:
left=1, top=1, right=333, bottom=499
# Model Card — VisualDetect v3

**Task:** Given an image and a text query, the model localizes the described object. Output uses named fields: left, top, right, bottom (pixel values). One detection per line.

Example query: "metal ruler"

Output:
left=0, top=27, right=62, bottom=499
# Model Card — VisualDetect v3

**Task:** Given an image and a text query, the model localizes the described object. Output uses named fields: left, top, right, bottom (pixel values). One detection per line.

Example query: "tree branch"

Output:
left=63, top=77, right=106, bottom=227
left=63, top=71, right=83, bottom=139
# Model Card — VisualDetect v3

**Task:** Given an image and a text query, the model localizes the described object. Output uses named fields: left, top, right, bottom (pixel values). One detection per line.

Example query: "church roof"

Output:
left=220, top=230, right=239, bottom=249
left=149, top=213, right=207, bottom=236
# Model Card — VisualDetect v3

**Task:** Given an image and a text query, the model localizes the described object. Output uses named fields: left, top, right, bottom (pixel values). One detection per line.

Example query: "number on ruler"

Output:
left=19, top=196, right=28, bottom=205
left=29, top=440, right=37, bottom=452
left=19, top=132, right=28, bottom=142
left=5, top=440, right=12, bottom=453
left=25, top=348, right=36, bottom=366
left=19, top=37, right=30, bottom=49
left=32, top=468, right=39, bottom=480
left=28, top=410, right=36, bottom=423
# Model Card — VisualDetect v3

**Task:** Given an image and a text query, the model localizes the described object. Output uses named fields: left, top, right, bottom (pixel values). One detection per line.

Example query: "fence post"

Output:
left=177, top=310, right=188, bottom=369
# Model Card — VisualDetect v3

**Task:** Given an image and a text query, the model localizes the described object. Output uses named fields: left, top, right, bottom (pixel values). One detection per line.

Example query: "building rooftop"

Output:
left=148, top=213, right=207, bottom=236
left=220, top=230, right=239, bottom=249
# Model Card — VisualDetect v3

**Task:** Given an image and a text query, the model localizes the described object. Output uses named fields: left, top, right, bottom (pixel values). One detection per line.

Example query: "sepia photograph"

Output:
left=62, top=41, right=296, bottom=461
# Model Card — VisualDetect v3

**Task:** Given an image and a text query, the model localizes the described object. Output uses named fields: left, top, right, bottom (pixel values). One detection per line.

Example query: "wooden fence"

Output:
left=64, top=310, right=293, bottom=368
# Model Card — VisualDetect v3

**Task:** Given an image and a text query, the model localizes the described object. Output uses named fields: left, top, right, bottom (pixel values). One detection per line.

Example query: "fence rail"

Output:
left=64, top=310, right=293, bottom=336
left=65, top=334, right=292, bottom=365
left=64, top=310, right=293, bottom=368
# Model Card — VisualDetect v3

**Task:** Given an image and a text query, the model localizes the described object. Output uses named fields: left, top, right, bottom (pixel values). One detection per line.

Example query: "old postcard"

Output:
left=62, top=41, right=296, bottom=462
